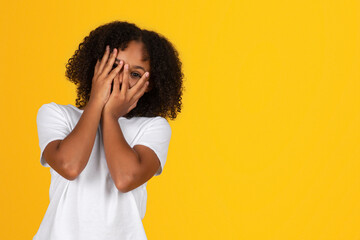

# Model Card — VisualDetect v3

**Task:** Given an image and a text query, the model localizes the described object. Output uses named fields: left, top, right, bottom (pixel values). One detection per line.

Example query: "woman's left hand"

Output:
left=101, top=63, right=150, bottom=120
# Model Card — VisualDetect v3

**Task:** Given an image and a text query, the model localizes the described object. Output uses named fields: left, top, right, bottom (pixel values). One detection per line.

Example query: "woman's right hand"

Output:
left=89, top=45, right=124, bottom=107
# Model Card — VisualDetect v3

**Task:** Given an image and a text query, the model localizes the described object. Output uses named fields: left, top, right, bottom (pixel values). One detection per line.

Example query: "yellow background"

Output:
left=0, top=0, right=359, bottom=239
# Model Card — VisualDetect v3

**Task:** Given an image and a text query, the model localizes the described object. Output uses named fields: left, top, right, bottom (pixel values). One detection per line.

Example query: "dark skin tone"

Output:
left=99, top=41, right=161, bottom=192
left=42, top=41, right=161, bottom=192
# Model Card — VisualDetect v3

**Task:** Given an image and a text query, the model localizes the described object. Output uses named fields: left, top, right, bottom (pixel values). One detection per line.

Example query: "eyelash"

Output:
left=131, top=72, right=142, bottom=78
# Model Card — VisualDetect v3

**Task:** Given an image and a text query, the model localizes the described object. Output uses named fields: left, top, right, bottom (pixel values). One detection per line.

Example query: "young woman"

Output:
left=34, top=20, right=184, bottom=239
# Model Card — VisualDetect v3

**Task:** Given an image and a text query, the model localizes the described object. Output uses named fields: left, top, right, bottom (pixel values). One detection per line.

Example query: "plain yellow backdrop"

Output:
left=0, top=0, right=359, bottom=239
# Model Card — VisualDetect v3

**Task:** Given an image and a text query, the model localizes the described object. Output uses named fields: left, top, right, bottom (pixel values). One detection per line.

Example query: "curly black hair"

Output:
left=65, top=20, right=184, bottom=120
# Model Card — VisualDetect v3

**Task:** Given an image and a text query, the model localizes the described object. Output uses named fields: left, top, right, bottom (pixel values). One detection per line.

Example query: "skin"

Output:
left=42, top=40, right=161, bottom=192
left=115, top=40, right=151, bottom=92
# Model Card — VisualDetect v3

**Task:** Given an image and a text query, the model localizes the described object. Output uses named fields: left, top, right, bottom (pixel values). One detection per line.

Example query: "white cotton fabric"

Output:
left=33, top=102, right=171, bottom=240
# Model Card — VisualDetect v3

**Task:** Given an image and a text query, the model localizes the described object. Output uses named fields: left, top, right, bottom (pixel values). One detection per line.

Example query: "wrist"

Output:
left=101, top=112, right=119, bottom=129
left=87, top=98, right=104, bottom=112
left=103, top=111, right=119, bottom=122
left=102, top=109, right=119, bottom=122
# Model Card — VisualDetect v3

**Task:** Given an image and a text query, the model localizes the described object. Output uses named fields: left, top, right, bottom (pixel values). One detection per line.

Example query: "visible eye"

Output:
left=131, top=72, right=142, bottom=78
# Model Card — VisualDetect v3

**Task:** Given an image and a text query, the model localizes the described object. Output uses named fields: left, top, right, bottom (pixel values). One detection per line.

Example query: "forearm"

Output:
left=100, top=114, right=140, bottom=189
left=58, top=99, right=103, bottom=175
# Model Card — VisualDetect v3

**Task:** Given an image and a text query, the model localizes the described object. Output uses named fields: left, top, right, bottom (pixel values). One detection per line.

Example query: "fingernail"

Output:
left=145, top=72, right=149, bottom=77
left=125, top=64, right=129, bottom=69
left=106, top=45, right=109, bottom=50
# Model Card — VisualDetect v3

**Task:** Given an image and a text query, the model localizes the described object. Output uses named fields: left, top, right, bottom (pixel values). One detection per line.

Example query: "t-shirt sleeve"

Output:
left=134, top=117, right=172, bottom=176
left=36, top=102, right=71, bottom=168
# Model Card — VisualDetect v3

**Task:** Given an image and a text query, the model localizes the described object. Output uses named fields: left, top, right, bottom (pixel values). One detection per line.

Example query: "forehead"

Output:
left=117, top=41, right=149, bottom=65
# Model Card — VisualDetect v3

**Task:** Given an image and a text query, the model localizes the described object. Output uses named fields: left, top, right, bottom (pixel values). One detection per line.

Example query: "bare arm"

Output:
left=101, top=115, right=160, bottom=192
left=43, top=99, right=103, bottom=180
left=100, top=56, right=155, bottom=192
left=100, top=114, right=141, bottom=191
left=43, top=45, right=122, bottom=180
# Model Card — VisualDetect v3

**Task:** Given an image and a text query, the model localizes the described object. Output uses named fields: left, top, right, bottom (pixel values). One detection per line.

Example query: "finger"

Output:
left=106, top=60, right=124, bottom=83
left=114, top=49, right=122, bottom=67
left=112, top=72, right=119, bottom=95
left=132, top=78, right=149, bottom=102
left=128, top=99, right=138, bottom=113
left=118, top=70, right=123, bottom=89
left=101, top=47, right=118, bottom=77
left=115, top=70, right=120, bottom=92
left=121, top=64, right=130, bottom=95
left=129, top=71, right=150, bottom=97
left=119, top=70, right=124, bottom=90
left=98, top=45, right=110, bottom=74
left=94, top=59, right=100, bottom=75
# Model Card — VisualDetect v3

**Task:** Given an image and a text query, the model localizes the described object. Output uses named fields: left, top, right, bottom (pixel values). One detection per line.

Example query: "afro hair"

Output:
left=65, top=20, right=184, bottom=120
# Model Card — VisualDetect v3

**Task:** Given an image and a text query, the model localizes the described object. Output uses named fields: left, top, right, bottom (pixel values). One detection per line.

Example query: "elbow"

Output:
left=115, top=174, right=135, bottom=193
left=52, top=141, right=81, bottom=181
left=65, top=168, right=80, bottom=181
left=61, top=163, right=80, bottom=181
left=116, top=183, right=130, bottom=193
left=60, top=155, right=81, bottom=181
left=115, top=181, right=130, bottom=193
left=114, top=156, right=139, bottom=193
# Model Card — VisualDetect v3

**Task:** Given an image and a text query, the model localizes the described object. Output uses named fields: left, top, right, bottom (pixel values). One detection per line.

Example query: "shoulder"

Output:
left=128, top=116, right=170, bottom=127
left=38, top=101, right=66, bottom=111
left=38, top=102, right=75, bottom=114
left=147, top=116, right=172, bottom=135
left=154, top=116, right=171, bottom=127
left=129, top=116, right=171, bottom=134
left=37, top=102, right=61, bottom=114
left=37, top=102, right=71, bottom=121
left=144, top=116, right=169, bottom=126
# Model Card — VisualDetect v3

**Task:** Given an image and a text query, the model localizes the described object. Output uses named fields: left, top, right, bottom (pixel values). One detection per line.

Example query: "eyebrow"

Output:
left=133, top=65, right=146, bottom=72
left=118, top=59, right=146, bottom=72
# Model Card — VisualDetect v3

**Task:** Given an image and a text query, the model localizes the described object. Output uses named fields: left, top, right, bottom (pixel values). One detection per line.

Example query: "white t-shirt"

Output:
left=33, top=102, right=171, bottom=240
